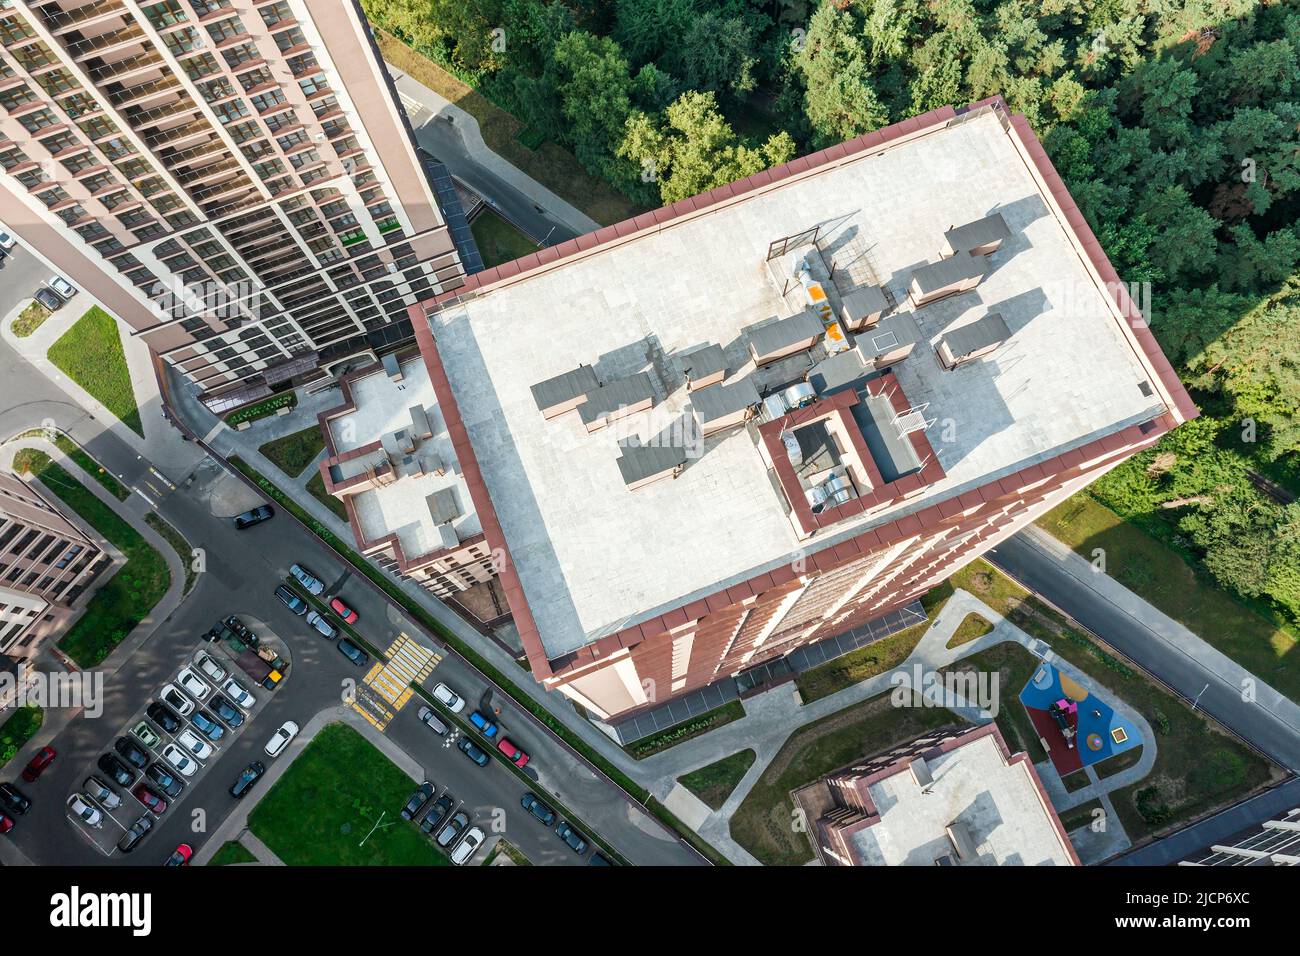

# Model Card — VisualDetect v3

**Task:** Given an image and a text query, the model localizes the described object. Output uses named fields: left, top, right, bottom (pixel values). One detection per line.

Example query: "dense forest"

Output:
left=364, top=0, right=1300, bottom=627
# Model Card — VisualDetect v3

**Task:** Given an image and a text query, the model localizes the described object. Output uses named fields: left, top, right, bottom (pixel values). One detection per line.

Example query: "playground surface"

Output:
left=1019, top=661, right=1140, bottom=776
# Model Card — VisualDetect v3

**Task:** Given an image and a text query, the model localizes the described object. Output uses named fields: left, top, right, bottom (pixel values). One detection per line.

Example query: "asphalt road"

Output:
left=987, top=533, right=1300, bottom=773
left=0, top=244, right=49, bottom=314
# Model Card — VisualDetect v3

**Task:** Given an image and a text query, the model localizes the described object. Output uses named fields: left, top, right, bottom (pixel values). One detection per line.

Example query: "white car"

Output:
left=223, top=677, right=255, bottom=710
left=195, top=652, right=227, bottom=684
left=47, top=275, right=75, bottom=299
left=159, top=684, right=195, bottom=717
left=305, top=610, right=336, bottom=640
left=161, top=744, right=200, bottom=777
left=264, top=720, right=299, bottom=758
left=289, top=563, right=324, bottom=595
left=67, top=794, right=103, bottom=828
left=431, top=683, right=465, bottom=714
left=451, top=826, right=485, bottom=865
left=174, top=730, right=212, bottom=761
left=0, top=230, right=13, bottom=249
left=176, top=667, right=210, bottom=700
left=84, top=776, right=122, bottom=810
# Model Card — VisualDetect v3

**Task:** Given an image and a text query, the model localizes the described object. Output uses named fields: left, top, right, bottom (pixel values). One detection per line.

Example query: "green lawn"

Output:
left=145, top=513, right=196, bottom=595
left=730, top=691, right=957, bottom=866
left=940, top=642, right=1047, bottom=763
left=226, top=392, right=296, bottom=426
left=306, top=471, right=347, bottom=520
left=12, top=301, right=50, bottom=338
left=249, top=722, right=448, bottom=866
left=14, top=428, right=129, bottom=500
left=1037, top=494, right=1300, bottom=701
left=258, top=425, right=325, bottom=477
left=471, top=209, right=538, bottom=268
left=678, top=750, right=756, bottom=810
left=482, top=839, right=531, bottom=866
left=208, top=840, right=257, bottom=866
left=47, top=306, right=142, bottom=437
left=13, top=450, right=169, bottom=666
left=946, top=612, right=993, bottom=649
left=626, top=700, right=746, bottom=759
left=0, top=705, right=42, bottom=764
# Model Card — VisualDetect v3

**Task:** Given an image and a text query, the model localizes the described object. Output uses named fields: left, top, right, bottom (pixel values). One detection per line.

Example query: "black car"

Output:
left=33, top=287, right=62, bottom=312
left=146, top=701, right=181, bottom=733
left=0, top=782, right=32, bottom=816
left=401, top=782, right=434, bottom=821
left=274, top=584, right=307, bottom=616
left=145, top=763, right=184, bottom=798
left=224, top=615, right=255, bottom=644
left=114, top=736, right=149, bottom=770
left=191, top=711, right=225, bottom=742
left=211, top=694, right=245, bottom=728
left=233, top=505, right=273, bottom=530
left=230, top=761, right=265, bottom=799
left=337, top=638, right=368, bottom=667
left=457, top=738, right=489, bottom=767
left=555, top=820, right=589, bottom=855
left=97, top=754, right=136, bottom=788
left=436, top=810, right=469, bottom=848
left=117, top=814, right=153, bottom=854
left=521, top=791, right=556, bottom=826
left=421, top=793, right=454, bottom=836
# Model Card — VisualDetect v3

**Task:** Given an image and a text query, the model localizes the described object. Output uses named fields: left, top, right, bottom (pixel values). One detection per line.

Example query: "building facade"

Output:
left=0, top=0, right=469, bottom=407
left=0, top=469, right=112, bottom=658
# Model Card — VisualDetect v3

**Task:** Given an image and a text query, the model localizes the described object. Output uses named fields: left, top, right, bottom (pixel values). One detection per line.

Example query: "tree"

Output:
left=792, top=4, right=889, bottom=148
left=668, top=11, right=759, bottom=101
left=547, top=32, right=636, bottom=173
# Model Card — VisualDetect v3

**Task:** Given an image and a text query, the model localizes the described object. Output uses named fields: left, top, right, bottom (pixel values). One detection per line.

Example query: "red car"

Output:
left=0, top=813, right=13, bottom=834
left=21, top=745, right=56, bottom=782
left=132, top=784, right=168, bottom=814
left=497, top=737, right=529, bottom=768
left=164, top=844, right=192, bottom=867
left=329, top=596, right=358, bottom=624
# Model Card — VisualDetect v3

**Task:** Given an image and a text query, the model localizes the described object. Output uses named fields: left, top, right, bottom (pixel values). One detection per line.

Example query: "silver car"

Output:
left=84, top=776, right=122, bottom=810
left=67, top=794, right=103, bottom=828
left=306, top=610, right=337, bottom=640
left=289, top=563, right=325, bottom=595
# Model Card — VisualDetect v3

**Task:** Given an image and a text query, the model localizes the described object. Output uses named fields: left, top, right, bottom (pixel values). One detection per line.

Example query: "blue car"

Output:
left=468, top=710, right=498, bottom=738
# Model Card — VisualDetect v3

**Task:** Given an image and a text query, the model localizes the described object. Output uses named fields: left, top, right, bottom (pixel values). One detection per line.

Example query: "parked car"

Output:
left=114, top=736, right=149, bottom=770
left=21, top=746, right=56, bottom=782
left=190, top=711, right=225, bottom=742
left=233, top=505, right=273, bottom=530
left=84, top=776, right=122, bottom=810
left=176, top=667, right=210, bottom=700
left=289, top=563, right=324, bottom=595
left=421, top=793, right=454, bottom=836
left=0, top=229, right=14, bottom=249
left=160, top=745, right=199, bottom=778
left=451, top=826, right=485, bottom=865
left=159, top=685, right=194, bottom=717
left=0, top=813, right=12, bottom=834
left=589, top=853, right=614, bottom=866
left=34, top=287, right=62, bottom=311
left=305, top=610, right=337, bottom=640
left=497, top=737, right=529, bottom=768
left=328, top=596, right=358, bottom=624
left=131, top=720, right=160, bottom=749
left=175, top=730, right=212, bottom=760
left=555, top=820, right=589, bottom=855
left=336, top=638, right=368, bottom=667
left=401, top=782, right=434, bottom=821
left=432, top=683, right=465, bottom=714
left=224, top=615, right=254, bottom=643
left=195, top=652, right=227, bottom=684
left=117, top=814, right=153, bottom=853
left=457, top=738, right=489, bottom=768
left=0, top=783, right=31, bottom=815
left=229, top=761, right=265, bottom=799
left=145, top=763, right=184, bottom=798
left=48, top=275, right=75, bottom=299
left=211, top=694, right=245, bottom=728
left=97, top=754, right=136, bottom=788
left=264, top=720, right=298, bottom=758
left=274, top=584, right=307, bottom=616
left=132, top=784, right=167, bottom=814
left=223, top=677, right=255, bottom=710
left=521, top=792, right=556, bottom=826
left=146, top=701, right=181, bottom=733
left=164, top=844, right=193, bottom=867
left=436, top=810, right=469, bottom=848
left=417, top=705, right=448, bottom=736
left=468, top=710, right=498, bottom=738
left=67, top=794, right=103, bottom=828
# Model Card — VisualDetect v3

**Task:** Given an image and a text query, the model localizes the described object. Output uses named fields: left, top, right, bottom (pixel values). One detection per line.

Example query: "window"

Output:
left=18, top=109, right=58, bottom=134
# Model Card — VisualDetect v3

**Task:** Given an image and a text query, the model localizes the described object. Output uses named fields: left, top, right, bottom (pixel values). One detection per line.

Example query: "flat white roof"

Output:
left=429, top=109, right=1163, bottom=657
left=327, top=358, right=480, bottom=558
left=849, top=733, right=1073, bottom=866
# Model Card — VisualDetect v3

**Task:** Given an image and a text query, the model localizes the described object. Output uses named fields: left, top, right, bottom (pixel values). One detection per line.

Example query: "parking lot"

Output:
left=63, top=616, right=287, bottom=858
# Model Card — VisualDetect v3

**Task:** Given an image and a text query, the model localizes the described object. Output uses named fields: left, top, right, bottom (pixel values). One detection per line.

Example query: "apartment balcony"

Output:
left=67, top=24, right=148, bottom=62
left=107, top=75, right=182, bottom=109
left=86, top=51, right=165, bottom=86
left=144, top=120, right=211, bottom=150
left=192, top=173, right=253, bottom=204
left=0, top=73, right=28, bottom=92
left=184, top=156, right=242, bottom=187
left=41, top=0, right=125, bottom=36
left=124, top=97, right=204, bottom=132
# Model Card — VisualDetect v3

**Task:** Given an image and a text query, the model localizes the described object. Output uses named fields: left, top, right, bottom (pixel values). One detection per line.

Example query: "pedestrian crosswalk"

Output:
left=350, top=634, right=441, bottom=729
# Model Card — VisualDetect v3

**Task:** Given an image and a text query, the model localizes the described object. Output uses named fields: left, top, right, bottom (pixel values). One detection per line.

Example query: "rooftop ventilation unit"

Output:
left=382, top=353, right=403, bottom=382
left=935, top=311, right=1011, bottom=369
left=426, top=487, right=461, bottom=525
left=691, top=377, right=760, bottom=436
left=409, top=405, right=433, bottom=441
left=578, top=372, right=656, bottom=433
left=676, top=344, right=727, bottom=392
left=839, top=284, right=889, bottom=332
left=762, top=392, right=789, bottom=422
left=531, top=364, right=600, bottom=420
left=616, top=444, right=687, bottom=490
left=908, top=251, right=986, bottom=307
left=747, top=312, right=825, bottom=366
left=943, top=212, right=1011, bottom=257
left=782, top=382, right=817, bottom=410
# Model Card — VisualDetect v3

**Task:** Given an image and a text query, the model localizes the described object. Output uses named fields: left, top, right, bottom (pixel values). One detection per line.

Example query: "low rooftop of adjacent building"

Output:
left=422, top=103, right=1174, bottom=658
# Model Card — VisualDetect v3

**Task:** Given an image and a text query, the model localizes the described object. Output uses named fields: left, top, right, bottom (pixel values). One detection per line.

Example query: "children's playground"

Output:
left=1019, top=661, right=1141, bottom=776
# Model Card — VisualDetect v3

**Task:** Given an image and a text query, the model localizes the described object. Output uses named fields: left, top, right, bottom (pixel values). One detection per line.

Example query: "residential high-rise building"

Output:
left=409, top=98, right=1197, bottom=723
left=0, top=0, right=471, bottom=408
